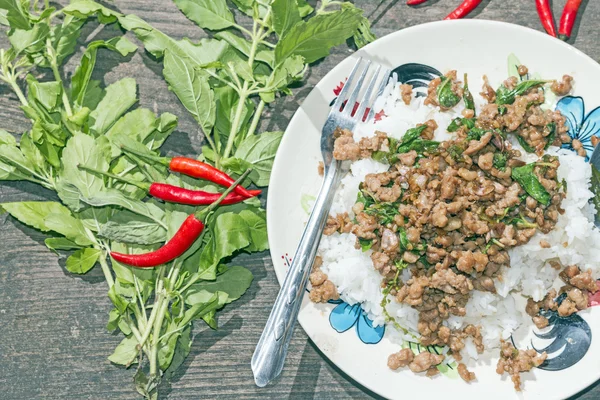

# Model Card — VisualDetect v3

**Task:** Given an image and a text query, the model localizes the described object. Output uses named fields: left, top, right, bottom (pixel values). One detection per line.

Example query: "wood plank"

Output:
left=0, top=0, right=597, bottom=399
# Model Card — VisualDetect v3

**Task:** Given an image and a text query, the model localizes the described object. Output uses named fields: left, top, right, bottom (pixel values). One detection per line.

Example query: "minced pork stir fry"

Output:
left=310, top=67, right=599, bottom=390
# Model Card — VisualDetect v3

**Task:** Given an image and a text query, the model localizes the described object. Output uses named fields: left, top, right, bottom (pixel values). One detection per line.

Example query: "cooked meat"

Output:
left=551, top=74, right=573, bottom=96
left=308, top=280, right=339, bottom=303
left=317, top=161, right=324, bottom=176
left=517, top=65, right=528, bottom=76
left=419, top=119, right=438, bottom=140
left=458, top=363, right=476, bottom=382
left=400, top=83, right=413, bottom=105
left=408, top=352, right=445, bottom=373
left=569, top=268, right=598, bottom=292
left=480, top=75, right=496, bottom=103
left=387, top=348, right=414, bottom=370
left=308, top=256, right=340, bottom=303
left=496, top=340, right=547, bottom=391
left=332, top=128, right=360, bottom=161
left=533, top=315, right=549, bottom=329
left=324, top=213, right=353, bottom=235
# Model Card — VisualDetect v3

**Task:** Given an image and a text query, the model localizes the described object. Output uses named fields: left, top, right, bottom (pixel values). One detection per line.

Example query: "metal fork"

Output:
left=251, top=57, right=391, bottom=387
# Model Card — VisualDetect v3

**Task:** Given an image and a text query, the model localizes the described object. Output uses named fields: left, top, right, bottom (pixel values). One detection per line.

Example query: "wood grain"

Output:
left=0, top=0, right=598, bottom=399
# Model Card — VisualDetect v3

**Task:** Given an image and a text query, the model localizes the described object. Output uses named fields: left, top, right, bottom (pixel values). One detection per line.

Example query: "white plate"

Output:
left=267, top=20, right=600, bottom=400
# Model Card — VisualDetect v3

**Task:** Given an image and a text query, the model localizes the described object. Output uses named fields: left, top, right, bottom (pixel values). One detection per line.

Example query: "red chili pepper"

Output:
left=111, top=214, right=205, bottom=267
left=148, top=183, right=261, bottom=206
left=558, top=0, right=583, bottom=41
left=168, top=157, right=255, bottom=198
left=121, top=146, right=259, bottom=198
left=536, top=0, right=557, bottom=37
left=407, top=0, right=427, bottom=5
left=443, top=0, right=483, bottom=20
left=110, top=169, right=252, bottom=268
left=78, top=165, right=260, bottom=206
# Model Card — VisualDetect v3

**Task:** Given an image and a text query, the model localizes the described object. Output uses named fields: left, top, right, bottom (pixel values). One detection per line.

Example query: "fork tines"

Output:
left=332, top=57, right=391, bottom=124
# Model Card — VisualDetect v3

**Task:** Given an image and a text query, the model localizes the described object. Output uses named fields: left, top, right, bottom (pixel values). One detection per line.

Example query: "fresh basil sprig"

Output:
left=115, top=0, right=374, bottom=186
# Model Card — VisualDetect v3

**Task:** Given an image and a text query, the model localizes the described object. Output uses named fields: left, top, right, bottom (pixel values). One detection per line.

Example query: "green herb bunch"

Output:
left=115, top=0, right=374, bottom=182
left=0, top=0, right=375, bottom=398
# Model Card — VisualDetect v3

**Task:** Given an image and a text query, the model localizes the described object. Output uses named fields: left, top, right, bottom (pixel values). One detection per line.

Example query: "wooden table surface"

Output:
left=0, top=1, right=599, bottom=399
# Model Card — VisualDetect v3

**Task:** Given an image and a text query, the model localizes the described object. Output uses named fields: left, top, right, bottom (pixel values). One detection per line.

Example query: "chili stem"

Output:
left=77, top=164, right=150, bottom=190
left=194, top=169, right=252, bottom=220
left=120, top=145, right=169, bottom=166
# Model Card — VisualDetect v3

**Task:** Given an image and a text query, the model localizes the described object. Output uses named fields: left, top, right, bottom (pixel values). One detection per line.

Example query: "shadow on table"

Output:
left=566, top=0, right=592, bottom=44
left=567, top=379, right=600, bottom=400
left=157, top=314, right=246, bottom=398
left=290, top=339, right=385, bottom=400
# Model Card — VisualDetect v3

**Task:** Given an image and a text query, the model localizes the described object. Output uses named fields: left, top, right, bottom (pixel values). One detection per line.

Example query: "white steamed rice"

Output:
left=317, top=74, right=600, bottom=359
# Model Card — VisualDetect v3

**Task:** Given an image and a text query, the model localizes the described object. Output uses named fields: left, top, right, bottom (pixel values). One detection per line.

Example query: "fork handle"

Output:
left=251, top=161, right=343, bottom=387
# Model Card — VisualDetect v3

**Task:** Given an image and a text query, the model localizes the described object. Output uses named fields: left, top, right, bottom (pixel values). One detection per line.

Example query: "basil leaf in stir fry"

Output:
left=511, top=163, right=551, bottom=205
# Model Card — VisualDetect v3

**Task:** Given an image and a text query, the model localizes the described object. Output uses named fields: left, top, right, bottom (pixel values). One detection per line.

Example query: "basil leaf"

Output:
left=214, top=85, right=254, bottom=148
left=229, top=131, right=283, bottom=186
left=0, top=0, right=30, bottom=29
left=272, top=0, right=301, bottom=38
left=100, top=210, right=167, bottom=245
left=19, top=132, right=47, bottom=175
left=163, top=326, right=191, bottom=379
left=27, top=76, right=62, bottom=111
left=9, top=22, right=50, bottom=54
left=275, top=7, right=362, bottom=67
left=239, top=209, right=268, bottom=252
left=400, top=125, right=427, bottom=146
left=436, top=76, right=461, bottom=109
left=89, top=78, right=138, bottom=135
left=62, top=0, right=122, bottom=24
left=108, top=335, right=139, bottom=366
left=198, top=212, right=253, bottom=280
left=53, top=16, right=85, bottom=64
left=398, top=227, right=410, bottom=250
left=60, top=133, right=109, bottom=198
left=492, top=153, right=508, bottom=171
left=83, top=189, right=166, bottom=227
left=516, top=134, right=535, bottom=153
left=0, top=129, right=16, bottom=145
left=544, top=122, right=556, bottom=149
left=187, top=265, right=254, bottom=304
left=45, top=237, right=83, bottom=253
left=71, top=37, right=137, bottom=108
left=179, top=291, right=226, bottom=327
left=495, top=79, right=546, bottom=106
left=397, top=140, right=439, bottom=155
left=163, top=49, right=215, bottom=134
left=65, top=248, right=101, bottom=274
left=173, top=0, right=235, bottom=31
left=45, top=212, right=93, bottom=246
left=359, top=238, right=373, bottom=252
left=463, top=73, right=475, bottom=112
left=511, top=163, right=551, bottom=205
left=2, top=201, right=72, bottom=233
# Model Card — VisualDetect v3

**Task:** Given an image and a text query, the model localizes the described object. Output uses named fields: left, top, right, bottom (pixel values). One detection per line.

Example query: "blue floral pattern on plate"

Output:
left=328, top=299, right=385, bottom=344
left=555, top=96, right=600, bottom=159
